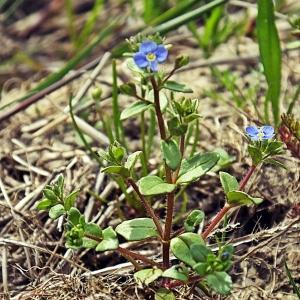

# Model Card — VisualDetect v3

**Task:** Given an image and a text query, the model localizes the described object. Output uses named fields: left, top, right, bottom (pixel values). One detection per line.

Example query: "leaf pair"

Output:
left=219, top=172, right=263, bottom=206
left=138, top=152, right=220, bottom=196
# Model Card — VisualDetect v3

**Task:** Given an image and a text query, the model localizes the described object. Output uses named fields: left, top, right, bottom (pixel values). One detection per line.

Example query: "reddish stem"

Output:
left=201, top=165, right=257, bottom=240
left=238, top=165, right=256, bottom=190
left=163, top=275, right=201, bottom=289
left=162, top=192, right=174, bottom=269
left=201, top=204, right=231, bottom=240
left=127, top=178, right=163, bottom=237
left=117, top=247, right=159, bottom=267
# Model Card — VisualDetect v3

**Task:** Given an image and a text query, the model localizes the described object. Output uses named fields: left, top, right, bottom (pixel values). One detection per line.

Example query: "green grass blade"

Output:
left=146, top=110, right=156, bottom=159
left=64, top=0, right=77, bottom=47
left=285, top=260, right=300, bottom=299
left=287, top=84, right=300, bottom=115
left=69, top=95, right=103, bottom=166
left=149, top=0, right=199, bottom=26
left=143, top=0, right=168, bottom=24
left=152, top=0, right=228, bottom=34
left=257, top=0, right=282, bottom=126
left=112, top=59, right=121, bottom=141
left=76, top=0, right=104, bottom=49
left=0, top=19, right=118, bottom=111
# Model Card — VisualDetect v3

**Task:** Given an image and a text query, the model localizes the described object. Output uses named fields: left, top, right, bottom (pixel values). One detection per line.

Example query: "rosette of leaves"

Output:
left=98, top=141, right=142, bottom=178
left=36, top=174, right=79, bottom=219
left=168, top=232, right=233, bottom=295
left=167, top=97, right=200, bottom=137
left=65, top=207, right=103, bottom=249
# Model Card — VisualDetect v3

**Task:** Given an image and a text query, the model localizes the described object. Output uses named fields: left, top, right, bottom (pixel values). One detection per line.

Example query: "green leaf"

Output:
left=212, top=148, right=236, bottom=171
left=205, top=271, right=232, bottom=295
left=226, top=191, right=263, bottom=206
left=85, top=223, right=102, bottom=238
left=167, top=117, right=188, bottom=136
left=264, top=158, right=286, bottom=169
left=177, top=152, right=220, bottom=184
left=219, top=172, right=239, bottom=194
left=56, top=174, right=65, bottom=191
left=190, top=244, right=212, bottom=263
left=163, top=81, right=193, bottom=93
left=146, top=90, right=168, bottom=112
left=82, top=237, right=98, bottom=249
left=257, top=0, right=281, bottom=125
left=138, top=175, right=176, bottom=196
left=170, top=233, right=205, bottom=267
left=68, top=207, right=81, bottom=226
left=36, top=199, right=53, bottom=211
left=82, top=223, right=102, bottom=249
left=193, top=262, right=209, bottom=276
left=266, top=141, right=284, bottom=155
left=115, top=218, right=159, bottom=241
left=120, top=101, right=153, bottom=120
left=124, top=151, right=142, bottom=171
left=134, top=268, right=163, bottom=285
left=155, top=288, right=176, bottom=300
left=64, top=190, right=79, bottom=211
left=248, top=145, right=263, bottom=166
left=161, top=139, right=182, bottom=170
left=184, top=209, right=205, bottom=232
left=162, top=265, right=188, bottom=282
left=96, top=227, right=119, bottom=252
left=109, top=142, right=126, bottom=163
left=49, top=204, right=65, bottom=220
left=101, top=166, right=130, bottom=177
left=43, top=189, right=58, bottom=202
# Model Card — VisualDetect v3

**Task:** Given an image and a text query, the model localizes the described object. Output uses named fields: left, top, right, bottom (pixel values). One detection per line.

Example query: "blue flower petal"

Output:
left=134, top=52, right=148, bottom=68
left=140, top=40, right=157, bottom=54
left=149, top=60, right=158, bottom=72
left=246, top=126, right=259, bottom=138
left=155, top=45, right=168, bottom=62
left=262, top=125, right=274, bottom=139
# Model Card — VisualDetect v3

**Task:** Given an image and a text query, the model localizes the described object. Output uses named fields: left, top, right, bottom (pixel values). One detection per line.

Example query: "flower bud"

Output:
left=175, top=55, right=190, bottom=69
left=91, top=87, right=103, bottom=101
left=119, top=83, right=136, bottom=96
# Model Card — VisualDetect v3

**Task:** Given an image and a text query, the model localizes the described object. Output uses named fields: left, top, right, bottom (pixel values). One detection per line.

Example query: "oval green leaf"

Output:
left=226, top=191, right=263, bottom=206
left=115, top=218, right=159, bottom=241
left=120, top=101, right=153, bottom=120
left=177, top=152, right=220, bottom=184
left=163, top=81, right=193, bottom=93
left=161, top=139, right=181, bottom=170
left=219, top=172, right=239, bottom=194
left=138, top=175, right=176, bottom=196
left=134, top=268, right=163, bottom=286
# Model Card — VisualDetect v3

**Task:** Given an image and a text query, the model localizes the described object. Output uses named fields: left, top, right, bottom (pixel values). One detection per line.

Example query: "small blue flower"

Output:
left=246, top=125, right=275, bottom=141
left=133, top=40, right=168, bottom=72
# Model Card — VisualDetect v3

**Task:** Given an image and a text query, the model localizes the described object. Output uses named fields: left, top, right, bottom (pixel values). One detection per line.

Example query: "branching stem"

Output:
left=202, top=165, right=257, bottom=240
left=127, top=178, right=163, bottom=237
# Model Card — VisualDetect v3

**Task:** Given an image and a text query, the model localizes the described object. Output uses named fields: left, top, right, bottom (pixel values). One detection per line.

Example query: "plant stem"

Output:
left=201, top=164, right=257, bottom=240
left=127, top=178, right=163, bottom=237
left=85, top=231, right=158, bottom=269
left=117, top=246, right=159, bottom=268
left=238, top=165, right=256, bottom=190
left=162, top=191, right=174, bottom=269
left=163, top=275, right=201, bottom=289
left=151, top=75, right=176, bottom=268
left=201, top=204, right=231, bottom=240
left=150, top=76, right=167, bottom=140
left=163, top=136, right=186, bottom=268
